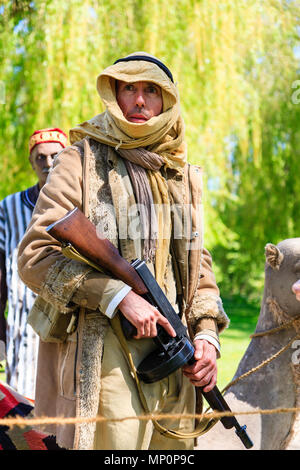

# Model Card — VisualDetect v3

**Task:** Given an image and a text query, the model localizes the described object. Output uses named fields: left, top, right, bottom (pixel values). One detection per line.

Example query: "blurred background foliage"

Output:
left=0, top=0, right=300, bottom=303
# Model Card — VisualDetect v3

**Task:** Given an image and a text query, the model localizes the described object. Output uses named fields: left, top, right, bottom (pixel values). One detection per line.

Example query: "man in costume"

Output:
left=18, top=53, right=229, bottom=449
left=0, top=128, right=67, bottom=399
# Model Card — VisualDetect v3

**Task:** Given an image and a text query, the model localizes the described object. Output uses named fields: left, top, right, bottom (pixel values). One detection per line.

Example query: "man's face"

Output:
left=29, top=142, right=63, bottom=188
left=116, top=80, right=163, bottom=123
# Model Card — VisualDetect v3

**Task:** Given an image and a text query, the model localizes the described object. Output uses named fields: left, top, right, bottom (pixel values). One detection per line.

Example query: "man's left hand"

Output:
left=182, top=339, right=217, bottom=392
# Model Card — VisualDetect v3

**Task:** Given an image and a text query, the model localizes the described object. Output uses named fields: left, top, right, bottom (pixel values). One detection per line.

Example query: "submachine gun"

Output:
left=46, top=207, right=253, bottom=449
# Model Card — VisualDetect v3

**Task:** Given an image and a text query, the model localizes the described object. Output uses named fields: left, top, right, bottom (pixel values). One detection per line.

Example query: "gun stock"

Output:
left=46, top=207, right=147, bottom=296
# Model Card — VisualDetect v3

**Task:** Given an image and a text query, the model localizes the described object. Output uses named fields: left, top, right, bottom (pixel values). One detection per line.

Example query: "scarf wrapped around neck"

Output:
left=69, top=52, right=187, bottom=287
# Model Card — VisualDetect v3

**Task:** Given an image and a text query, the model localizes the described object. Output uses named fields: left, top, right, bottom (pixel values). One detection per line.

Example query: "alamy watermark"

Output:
left=0, top=81, right=5, bottom=104
left=291, top=80, right=300, bottom=104
left=292, top=340, right=300, bottom=365
left=95, top=201, right=203, bottom=251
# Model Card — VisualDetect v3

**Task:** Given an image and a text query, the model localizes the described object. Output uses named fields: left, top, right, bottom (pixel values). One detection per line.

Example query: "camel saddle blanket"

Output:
left=0, top=381, right=63, bottom=450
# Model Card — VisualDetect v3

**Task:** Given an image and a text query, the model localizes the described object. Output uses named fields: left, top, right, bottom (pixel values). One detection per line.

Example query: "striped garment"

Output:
left=0, top=185, right=40, bottom=399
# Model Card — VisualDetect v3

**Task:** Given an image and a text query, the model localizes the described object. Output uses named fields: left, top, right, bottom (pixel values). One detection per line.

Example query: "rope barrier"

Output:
left=1, top=406, right=300, bottom=429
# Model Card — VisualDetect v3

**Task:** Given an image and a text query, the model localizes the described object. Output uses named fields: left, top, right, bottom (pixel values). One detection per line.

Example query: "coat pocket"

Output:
left=58, top=332, right=78, bottom=400
left=28, top=296, right=75, bottom=343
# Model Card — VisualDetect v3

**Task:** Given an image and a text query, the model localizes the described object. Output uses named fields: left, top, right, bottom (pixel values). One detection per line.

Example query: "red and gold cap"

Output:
left=29, top=128, right=68, bottom=153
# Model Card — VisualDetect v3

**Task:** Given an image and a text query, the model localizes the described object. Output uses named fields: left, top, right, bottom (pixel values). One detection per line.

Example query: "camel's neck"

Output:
left=234, top=291, right=298, bottom=400
left=256, top=288, right=294, bottom=330
left=227, top=291, right=299, bottom=449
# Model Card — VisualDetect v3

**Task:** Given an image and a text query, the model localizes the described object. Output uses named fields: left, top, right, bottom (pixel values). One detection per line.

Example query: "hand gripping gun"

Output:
left=46, top=207, right=253, bottom=449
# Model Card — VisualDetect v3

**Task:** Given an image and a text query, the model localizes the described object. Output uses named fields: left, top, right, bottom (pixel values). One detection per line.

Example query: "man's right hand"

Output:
left=0, top=339, right=6, bottom=362
left=118, top=290, right=176, bottom=340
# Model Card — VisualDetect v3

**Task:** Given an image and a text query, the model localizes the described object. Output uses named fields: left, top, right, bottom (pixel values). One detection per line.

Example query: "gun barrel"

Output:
left=235, top=424, right=254, bottom=449
left=202, top=387, right=253, bottom=449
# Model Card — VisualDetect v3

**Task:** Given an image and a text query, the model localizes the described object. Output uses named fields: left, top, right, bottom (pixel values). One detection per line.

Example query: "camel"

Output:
left=196, top=238, right=300, bottom=450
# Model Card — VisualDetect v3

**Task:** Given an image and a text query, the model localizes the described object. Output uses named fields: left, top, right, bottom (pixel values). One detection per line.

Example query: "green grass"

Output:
left=0, top=359, right=6, bottom=382
left=0, top=362, right=5, bottom=383
left=217, top=295, right=260, bottom=390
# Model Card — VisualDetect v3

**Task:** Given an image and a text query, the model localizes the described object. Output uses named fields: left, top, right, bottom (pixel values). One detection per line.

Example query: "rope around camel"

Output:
left=221, top=307, right=300, bottom=394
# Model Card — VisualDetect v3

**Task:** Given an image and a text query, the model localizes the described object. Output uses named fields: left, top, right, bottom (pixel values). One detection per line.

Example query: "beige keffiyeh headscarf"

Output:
left=70, top=52, right=187, bottom=287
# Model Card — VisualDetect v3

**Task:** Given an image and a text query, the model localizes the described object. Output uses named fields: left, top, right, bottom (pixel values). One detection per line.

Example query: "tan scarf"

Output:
left=117, top=147, right=171, bottom=287
left=69, top=52, right=187, bottom=287
left=118, top=148, right=161, bottom=263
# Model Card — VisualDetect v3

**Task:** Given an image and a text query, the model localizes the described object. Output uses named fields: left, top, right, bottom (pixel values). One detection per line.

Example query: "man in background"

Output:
left=0, top=127, right=67, bottom=398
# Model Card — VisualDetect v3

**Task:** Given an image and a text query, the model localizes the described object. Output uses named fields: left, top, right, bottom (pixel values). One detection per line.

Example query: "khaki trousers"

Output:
left=94, top=326, right=195, bottom=450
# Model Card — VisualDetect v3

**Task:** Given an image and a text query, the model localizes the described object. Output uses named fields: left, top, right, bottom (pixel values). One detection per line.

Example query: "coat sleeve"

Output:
left=17, top=146, right=130, bottom=314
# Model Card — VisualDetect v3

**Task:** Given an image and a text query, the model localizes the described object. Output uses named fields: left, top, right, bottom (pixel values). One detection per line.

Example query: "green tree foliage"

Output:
left=0, top=0, right=299, bottom=300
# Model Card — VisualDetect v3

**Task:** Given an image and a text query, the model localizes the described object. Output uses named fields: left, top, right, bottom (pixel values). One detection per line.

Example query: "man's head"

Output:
left=96, top=52, right=178, bottom=123
left=69, top=52, right=186, bottom=163
left=28, top=128, right=68, bottom=188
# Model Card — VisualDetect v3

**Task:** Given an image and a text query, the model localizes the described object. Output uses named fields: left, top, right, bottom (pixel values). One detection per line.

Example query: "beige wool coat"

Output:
left=18, top=137, right=229, bottom=449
